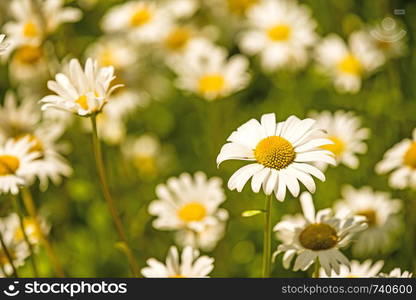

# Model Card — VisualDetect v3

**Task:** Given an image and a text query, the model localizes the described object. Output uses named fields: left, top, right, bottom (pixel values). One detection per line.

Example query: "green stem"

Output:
left=90, top=115, right=140, bottom=277
left=313, top=259, right=320, bottom=278
left=0, top=230, right=18, bottom=278
left=12, top=195, right=39, bottom=277
left=21, top=188, right=65, bottom=277
left=262, top=195, right=273, bottom=278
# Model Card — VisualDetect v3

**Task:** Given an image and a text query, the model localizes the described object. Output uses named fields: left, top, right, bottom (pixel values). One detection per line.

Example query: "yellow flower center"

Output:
left=100, top=49, right=116, bottom=67
left=14, top=45, right=43, bottom=65
left=227, top=0, right=259, bottom=14
left=198, top=74, right=226, bottom=94
left=134, top=156, right=157, bottom=176
left=165, top=27, right=191, bottom=51
left=254, top=136, right=296, bottom=170
left=177, top=202, right=207, bottom=223
left=170, top=275, right=186, bottom=278
left=338, top=54, right=362, bottom=75
left=357, top=209, right=377, bottom=227
left=267, top=24, right=292, bottom=42
left=0, top=155, right=20, bottom=176
left=299, top=223, right=338, bottom=251
left=23, top=22, right=38, bottom=38
left=15, top=134, right=44, bottom=154
left=404, top=142, right=416, bottom=169
left=321, top=136, right=345, bottom=157
left=76, top=95, right=89, bottom=110
left=130, top=7, right=152, bottom=27
left=14, top=218, right=42, bottom=243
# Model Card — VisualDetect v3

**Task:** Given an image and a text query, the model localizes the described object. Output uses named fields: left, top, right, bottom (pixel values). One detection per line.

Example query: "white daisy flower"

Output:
left=0, top=138, right=39, bottom=195
left=0, top=213, right=30, bottom=277
left=170, top=38, right=250, bottom=100
left=375, top=128, right=416, bottom=189
left=9, top=44, right=48, bottom=81
left=315, top=32, right=384, bottom=93
left=8, top=213, right=50, bottom=246
left=0, top=93, right=72, bottom=191
left=239, top=0, right=317, bottom=71
left=149, top=172, right=227, bottom=234
left=334, top=185, right=402, bottom=257
left=141, top=246, right=214, bottom=278
left=175, top=210, right=228, bottom=251
left=378, top=268, right=413, bottom=278
left=217, top=113, right=336, bottom=201
left=319, top=260, right=384, bottom=278
left=273, top=192, right=367, bottom=276
left=0, top=34, right=10, bottom=54
left=4, top=0, right=81, bottom=46
left=40, top=58, right=121, bottom=116
left=101, top=0, right=168, bottom=43
left=308, top=110, right=370, bottom=170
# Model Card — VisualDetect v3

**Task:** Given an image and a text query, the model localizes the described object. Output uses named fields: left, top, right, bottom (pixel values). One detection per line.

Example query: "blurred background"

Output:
left=0, top=0, right=415, bottom=277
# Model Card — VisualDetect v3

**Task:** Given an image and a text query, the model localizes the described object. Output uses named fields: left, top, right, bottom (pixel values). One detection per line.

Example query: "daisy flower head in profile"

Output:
left=217, top=113, right=336, bottom=201
left=375, top=128, right=416, bottom=190
left=0, top=92, right=73, bottom=191
left=273, top=192, right=367, bottom=276
left=149, top=172, right=227, bottom=237
left=308, top=110, right=370, bottom=170
left=40, top=58, right=121, bottom=117
left=170, top=38, right=250, bottom=101
left=0, top=34, right=10, bottom=54
left=319, top=260, right=384, bottom=278
left=4, top=0, right=81, bottom=46
left=101, top=0, right=168, bottom=43
left=315, top=31, right=384, bottom=93
left=334, top=185, right=402, bottom=257
left=0, top=213, right=30, bottom=277
left=378, top=268, right=413, bottom=278
left=141, top=246, right=214, bottom=278
left=239, top=0, right=317, bottom=72
left=0, top=138, right=40, bottom=195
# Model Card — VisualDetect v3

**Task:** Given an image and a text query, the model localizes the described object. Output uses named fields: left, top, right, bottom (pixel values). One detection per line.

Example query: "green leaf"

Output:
left=241, top=210, right=264, bottom=217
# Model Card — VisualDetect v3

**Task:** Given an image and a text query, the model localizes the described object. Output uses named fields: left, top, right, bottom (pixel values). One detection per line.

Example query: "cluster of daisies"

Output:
left=0, top=0, right=412, bottom=278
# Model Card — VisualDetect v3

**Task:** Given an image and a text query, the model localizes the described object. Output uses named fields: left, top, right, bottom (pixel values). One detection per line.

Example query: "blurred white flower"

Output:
left=315, top=32, right=384, bottom=93
left=308, top=110, right=370, bottom=170
left=217, top=113, right=335, bottom=201
left=273, top=192, right=367, bottom=276
left=149, top=172, right=227, bottom=236
left=239, top=0, right=317, bottom=71
left=141, top=246, right=214, bottom=278
left=9, top=44, right=48, bottom=82
left=3, top=0, right=81, bottom=46
left=40, top=58, right=121, bottom=116
left=0, top=213, right=30, bottom=277
left=8, top=213, right=50, bottom=246
left=334, top=186, right=402, bottom=257
left=0, top=34, right=10, bottom=54
left=0, top=138, right=40, bottom=195
left=0, top=92, right=72, bottom=191
left=378, top=268, right=413, bottom=278
left=376, top=128, right=416, bottom=190
left=319, top=260, right=384, bottom=278
left=171, top=38, right=250, bottom=100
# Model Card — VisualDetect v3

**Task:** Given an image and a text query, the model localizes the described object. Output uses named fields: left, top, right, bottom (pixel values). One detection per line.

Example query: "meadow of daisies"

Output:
left=0, top=0, right=415, bottom=278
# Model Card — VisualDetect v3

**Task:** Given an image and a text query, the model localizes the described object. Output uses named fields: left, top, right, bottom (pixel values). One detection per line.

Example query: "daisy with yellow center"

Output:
left=149, top=172, right=227, bottom=245
left=274, top=192, right=367, bottom=276
left=171, top=38, right=250, bottom=100
left=315, top=32, right=384, bottom=93
left=101, top=1, right=166, bottom=43
left=40, top=58, right=121, bottom=116
left=334, top=185, right=402, bottom=257
left=239, top=0, right=317, bottom=71
left=0, top=213, right=30, bottom=277
left=9, top=214, right=50, bottom=246
left=0, top=138, right=40, bottom=195
left=376, top=128, right=416, bottom=190
left=141, top=246, right=214, bottom=278
left=319, top=260, right=384, bottom=278
left=308, top=110, right=370, bottom=170
left=217, top=113, right=336, bottom=201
